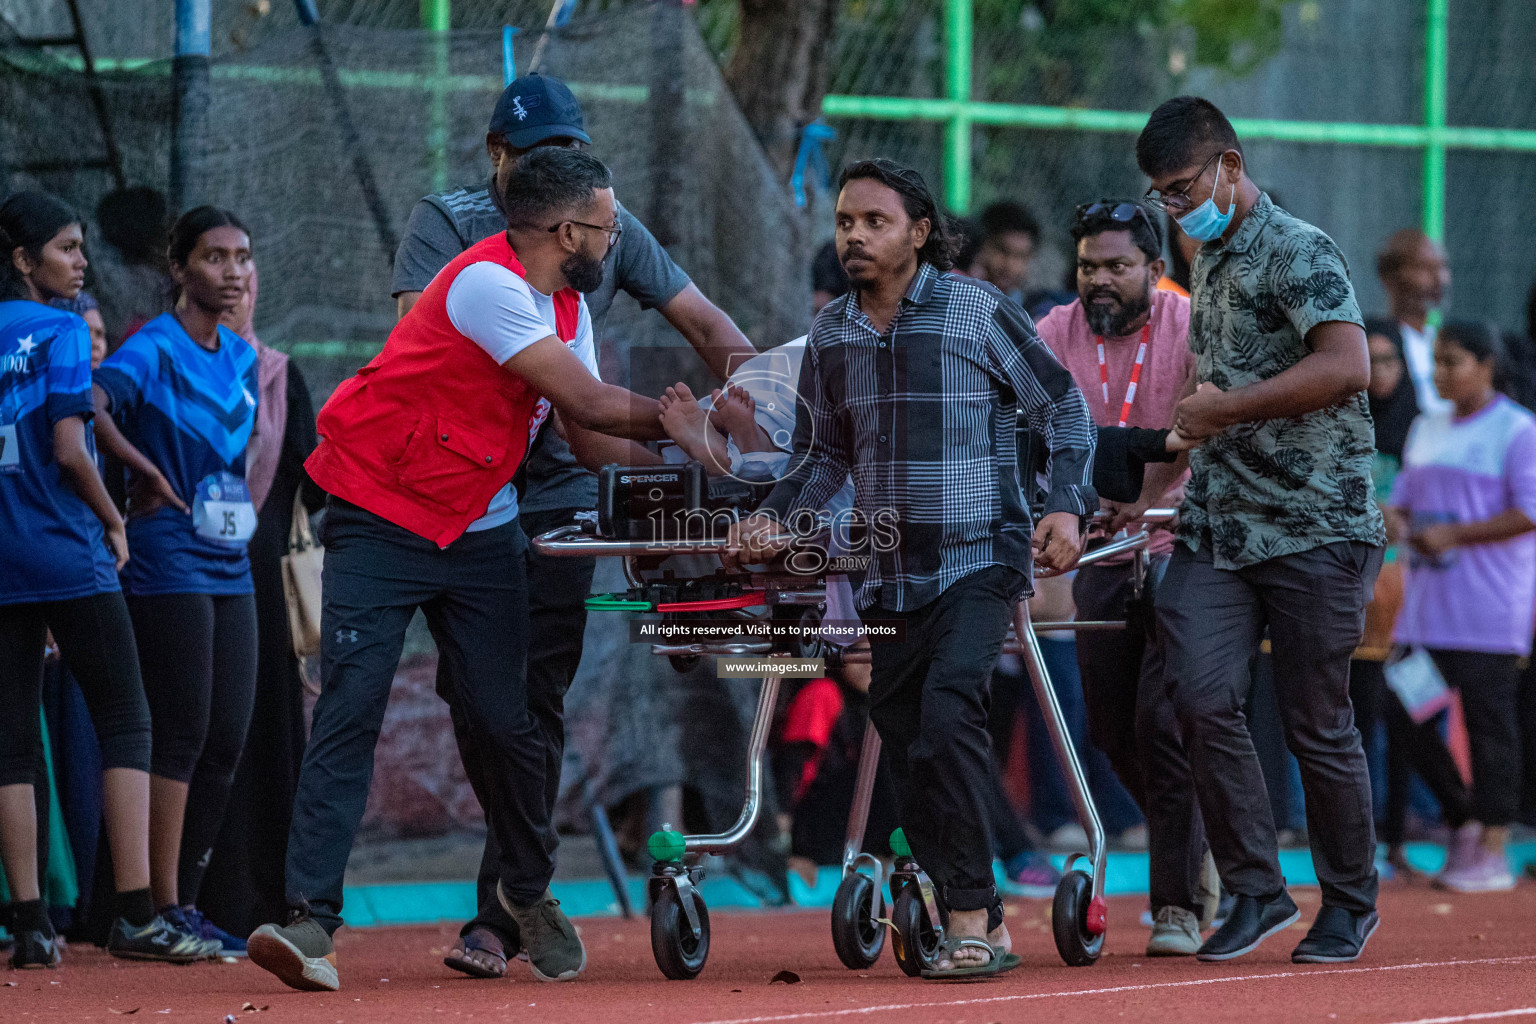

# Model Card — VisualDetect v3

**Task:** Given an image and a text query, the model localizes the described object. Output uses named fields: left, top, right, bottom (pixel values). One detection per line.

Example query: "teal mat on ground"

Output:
left=335, top=841, right=1536, bottom=928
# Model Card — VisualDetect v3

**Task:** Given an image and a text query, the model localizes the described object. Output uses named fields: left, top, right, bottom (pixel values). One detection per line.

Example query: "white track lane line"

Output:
left=1380, top=1010, right=1536, bottom=1024
left=689, top=955, right=1536, bottom=1024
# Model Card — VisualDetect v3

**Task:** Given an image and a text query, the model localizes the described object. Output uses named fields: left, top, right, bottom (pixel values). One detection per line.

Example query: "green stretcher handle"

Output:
left=585, top=592, right=654, bottom=612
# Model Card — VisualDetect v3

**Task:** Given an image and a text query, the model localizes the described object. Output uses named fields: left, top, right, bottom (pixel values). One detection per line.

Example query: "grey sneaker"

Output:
left=247, top=912, right=339, bottom=992
left=1197, top=851, right=1222, bottom=930
left=496, top=883, right=587, bottom=982
left=1146, top=905, right=1202, bottom=957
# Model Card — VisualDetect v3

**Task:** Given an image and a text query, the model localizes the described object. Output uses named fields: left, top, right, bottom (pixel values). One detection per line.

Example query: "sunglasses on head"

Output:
left=1075, top=201, right=1155, bottom=233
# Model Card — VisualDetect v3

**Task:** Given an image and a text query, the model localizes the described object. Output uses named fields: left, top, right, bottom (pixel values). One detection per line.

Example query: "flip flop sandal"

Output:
left=444, top=928, right=508, bottom=979
left=920, top=937, right=1022, bottom=981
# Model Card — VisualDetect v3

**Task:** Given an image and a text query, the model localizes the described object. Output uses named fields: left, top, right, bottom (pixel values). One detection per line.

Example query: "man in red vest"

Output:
left=248, top=148, right=665, bottom=992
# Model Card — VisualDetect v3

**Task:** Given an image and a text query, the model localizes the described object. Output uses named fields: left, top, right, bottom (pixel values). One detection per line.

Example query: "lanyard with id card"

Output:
left=1383, top=646, right=1453, bottom=724
left=192, top=471, right=258, bottom=546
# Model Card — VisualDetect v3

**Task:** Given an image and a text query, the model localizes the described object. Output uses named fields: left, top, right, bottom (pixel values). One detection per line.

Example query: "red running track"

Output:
left=7, top=886, right=1536, bottom=1024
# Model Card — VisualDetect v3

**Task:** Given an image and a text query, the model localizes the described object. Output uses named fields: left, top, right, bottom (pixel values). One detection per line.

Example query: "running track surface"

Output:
left=9, top=886, right=1536, bottom=1024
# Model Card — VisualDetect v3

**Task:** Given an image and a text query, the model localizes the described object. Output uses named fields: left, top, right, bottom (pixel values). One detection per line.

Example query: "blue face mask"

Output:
left=1175, top=158, right=1237, bottom=243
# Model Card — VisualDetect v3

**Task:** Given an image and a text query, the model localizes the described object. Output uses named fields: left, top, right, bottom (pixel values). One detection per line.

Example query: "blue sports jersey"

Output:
left=95, top=312, right=258, bottom=595
left=0, top=300, right=119, bottom=605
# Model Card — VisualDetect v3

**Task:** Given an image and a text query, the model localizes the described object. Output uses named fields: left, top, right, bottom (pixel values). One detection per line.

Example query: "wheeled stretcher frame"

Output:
left=531, top=509, right=1174, bottom=979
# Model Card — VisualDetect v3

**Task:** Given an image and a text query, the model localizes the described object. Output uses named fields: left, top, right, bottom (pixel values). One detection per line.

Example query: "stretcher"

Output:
left=531, top=507, right=1175, bottom=980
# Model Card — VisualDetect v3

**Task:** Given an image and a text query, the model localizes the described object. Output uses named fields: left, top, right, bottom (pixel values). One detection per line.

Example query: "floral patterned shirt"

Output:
left=1181, top=193, right=1386, bottom=568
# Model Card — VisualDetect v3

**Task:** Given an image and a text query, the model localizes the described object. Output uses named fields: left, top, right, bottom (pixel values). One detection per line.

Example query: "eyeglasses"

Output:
left=548, top=220, right=622, bottom=248
left=1075, top=201, right=1156, bottom=234
left=1143, top=151, right=1224, bottom=214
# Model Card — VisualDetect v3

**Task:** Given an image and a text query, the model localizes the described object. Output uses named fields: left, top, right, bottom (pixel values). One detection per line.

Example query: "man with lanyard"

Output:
left=248, top=148, right=669, bottom=991
left=1035, top=199, right=1209, bottom=956
left=729, top=159, right=1096, bottom=979
left=1136, top=97, right=1385, bottom=965
left=391, top=73, right=756, bottom=977
left=1375, top=228, right=1452, bottom=416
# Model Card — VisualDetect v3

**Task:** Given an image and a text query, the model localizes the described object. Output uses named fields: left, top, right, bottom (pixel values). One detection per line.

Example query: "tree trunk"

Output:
left=724, top=0, right=839, bottom=180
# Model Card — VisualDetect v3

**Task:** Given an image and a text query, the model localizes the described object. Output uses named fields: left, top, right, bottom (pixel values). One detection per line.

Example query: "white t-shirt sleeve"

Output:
left=569, top=301, right=599, bottom=377
left=445, top=261, right=557, bottom=365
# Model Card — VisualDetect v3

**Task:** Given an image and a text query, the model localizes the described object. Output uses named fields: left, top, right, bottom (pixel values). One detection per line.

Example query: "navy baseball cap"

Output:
left=488, top=73, right=591, bottom=149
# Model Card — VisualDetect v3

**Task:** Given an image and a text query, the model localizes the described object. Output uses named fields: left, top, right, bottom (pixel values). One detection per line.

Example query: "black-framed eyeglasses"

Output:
left=1143, top=150, right=1224, bottom=214
left=548, top=220, right=622, bottom=248
left=1075, top=200, right=1156, bottom=234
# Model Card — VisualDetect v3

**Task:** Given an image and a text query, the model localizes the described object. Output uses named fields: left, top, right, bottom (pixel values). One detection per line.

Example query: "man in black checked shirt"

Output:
left=729, top=160, right=1096, bottom=978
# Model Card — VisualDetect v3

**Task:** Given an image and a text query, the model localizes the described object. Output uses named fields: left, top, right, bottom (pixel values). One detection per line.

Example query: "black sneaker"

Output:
left=1196, top=890, right=1301, bottom=962
left=8, top=928, right=60, bottom=969
left=248, top=911, right=339, bottom=991
left=1292, top=906, right=1379, bottom=964
left=496, top=883, right=586, bottom=982
left=107, top=915, right=221, bottom=963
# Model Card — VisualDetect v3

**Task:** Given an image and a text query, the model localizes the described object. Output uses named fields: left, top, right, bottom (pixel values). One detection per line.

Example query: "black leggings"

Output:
left=1385, top=648, right=1522, bottom=832
left=0, top=592, right=152, bottom=787
left=129, top=592, right=257, bottom=905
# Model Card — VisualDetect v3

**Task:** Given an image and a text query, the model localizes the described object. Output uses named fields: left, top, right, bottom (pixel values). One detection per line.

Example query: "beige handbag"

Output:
left=281, top=492, right=324, bottom=661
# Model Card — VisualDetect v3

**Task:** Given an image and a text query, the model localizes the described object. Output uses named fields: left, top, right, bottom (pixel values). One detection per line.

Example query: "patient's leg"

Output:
left=659, top=382, right=732, bottom=474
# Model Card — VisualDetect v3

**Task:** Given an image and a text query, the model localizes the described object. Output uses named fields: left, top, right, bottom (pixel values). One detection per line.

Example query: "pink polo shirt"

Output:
left=1038, top=293, right=1195, bottom=554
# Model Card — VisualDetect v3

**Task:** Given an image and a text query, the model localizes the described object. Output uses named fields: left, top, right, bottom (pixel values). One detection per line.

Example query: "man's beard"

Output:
left=562, top=249, right=606, bottom=294
left=1084, top=289, right=1151, bottom=337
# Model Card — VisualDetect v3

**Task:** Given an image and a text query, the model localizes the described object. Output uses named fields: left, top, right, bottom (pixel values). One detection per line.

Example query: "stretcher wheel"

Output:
left=1051, top=870, right=1104, bottom=966
left=650, top=884, right=710, bottom=980
left=830, top=872, right=886, bottom=969
left=889, top=883, right=939, bottom=977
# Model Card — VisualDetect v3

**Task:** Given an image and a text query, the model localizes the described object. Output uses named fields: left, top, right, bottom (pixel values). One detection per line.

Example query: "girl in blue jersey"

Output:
left=0, top=192, right=218, bottom=966
left=93, top=207, right=260, bottom=956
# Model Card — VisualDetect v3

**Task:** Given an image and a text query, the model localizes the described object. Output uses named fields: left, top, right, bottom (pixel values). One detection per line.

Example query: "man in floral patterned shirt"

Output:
left=1133, top=97, right=1386, bottom=967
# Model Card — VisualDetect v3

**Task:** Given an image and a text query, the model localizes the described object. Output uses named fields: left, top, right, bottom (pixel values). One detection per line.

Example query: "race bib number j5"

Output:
left=0, top=422, right=19, bottom=474
left=192, top=472, right=258, bottom=546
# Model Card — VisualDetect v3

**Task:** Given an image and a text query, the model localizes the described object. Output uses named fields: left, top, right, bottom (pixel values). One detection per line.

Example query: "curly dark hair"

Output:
left=837, top=159, right=959, bottom=271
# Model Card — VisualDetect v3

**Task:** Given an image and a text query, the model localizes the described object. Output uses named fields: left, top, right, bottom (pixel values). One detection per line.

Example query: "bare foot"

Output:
left=443, top=927, right=508, bottom=979
left=659, top=382, right=731, bottom=474
left=990, top=920, right=1012, bottom=955
left=710, top=385, right=776, bottom=453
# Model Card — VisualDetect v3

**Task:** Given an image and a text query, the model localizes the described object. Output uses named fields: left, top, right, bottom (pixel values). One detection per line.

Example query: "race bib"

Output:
left=0, top=422, right=18, bottom=474
left=192, top=472, right=258, bottom=545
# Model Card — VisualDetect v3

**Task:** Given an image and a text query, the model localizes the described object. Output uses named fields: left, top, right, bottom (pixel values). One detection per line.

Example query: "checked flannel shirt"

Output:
left=760, top=262, right=1097, bottom=612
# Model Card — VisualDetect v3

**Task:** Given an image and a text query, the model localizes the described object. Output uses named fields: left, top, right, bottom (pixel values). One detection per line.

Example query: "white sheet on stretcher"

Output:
left=660, top=337, right=862, bottom=646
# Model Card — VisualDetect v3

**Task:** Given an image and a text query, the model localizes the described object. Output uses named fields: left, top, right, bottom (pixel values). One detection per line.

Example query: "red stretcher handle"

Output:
left=655, top=591, right=766, bottom=613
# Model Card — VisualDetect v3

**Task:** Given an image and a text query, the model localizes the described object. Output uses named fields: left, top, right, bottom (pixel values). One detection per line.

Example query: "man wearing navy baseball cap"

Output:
left=487, top=72, right=592, bottom=150
left=392, top=73, right=756, bottom=982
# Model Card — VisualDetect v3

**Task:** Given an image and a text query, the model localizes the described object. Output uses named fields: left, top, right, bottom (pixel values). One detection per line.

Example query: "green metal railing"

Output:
left=821, top=0, right=1535, bottom=241
left=21, top=0, right=1527, bottom=248
left=422, top=0, right=451, bottom=191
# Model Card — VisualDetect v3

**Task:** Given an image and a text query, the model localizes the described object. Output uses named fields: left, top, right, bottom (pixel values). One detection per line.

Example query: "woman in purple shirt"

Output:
left=1385, top=321, right=1536, bottom=894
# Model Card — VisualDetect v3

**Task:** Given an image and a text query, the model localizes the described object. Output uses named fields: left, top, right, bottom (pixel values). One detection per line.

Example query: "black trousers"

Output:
left=1521, top=653, right=1536, bottom=826
left=285, top=500, right=540, bottom=934
left=1073, top=557, right=1206, bottom=915
left=1157, top=541, right=1382, bottom=914
left=129, top=591, right=258, bottom=906
left=1383, top=649, right=1521, bottom=833
left=868, top=565, right=1025, bottom=914
left=439, top=507, right=596, bottom=945
left=0, top=592, right=151, bottom=787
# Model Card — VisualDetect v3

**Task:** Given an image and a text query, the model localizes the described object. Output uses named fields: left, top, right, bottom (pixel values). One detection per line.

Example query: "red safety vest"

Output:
left=306, top=233, right=580, bottom=547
